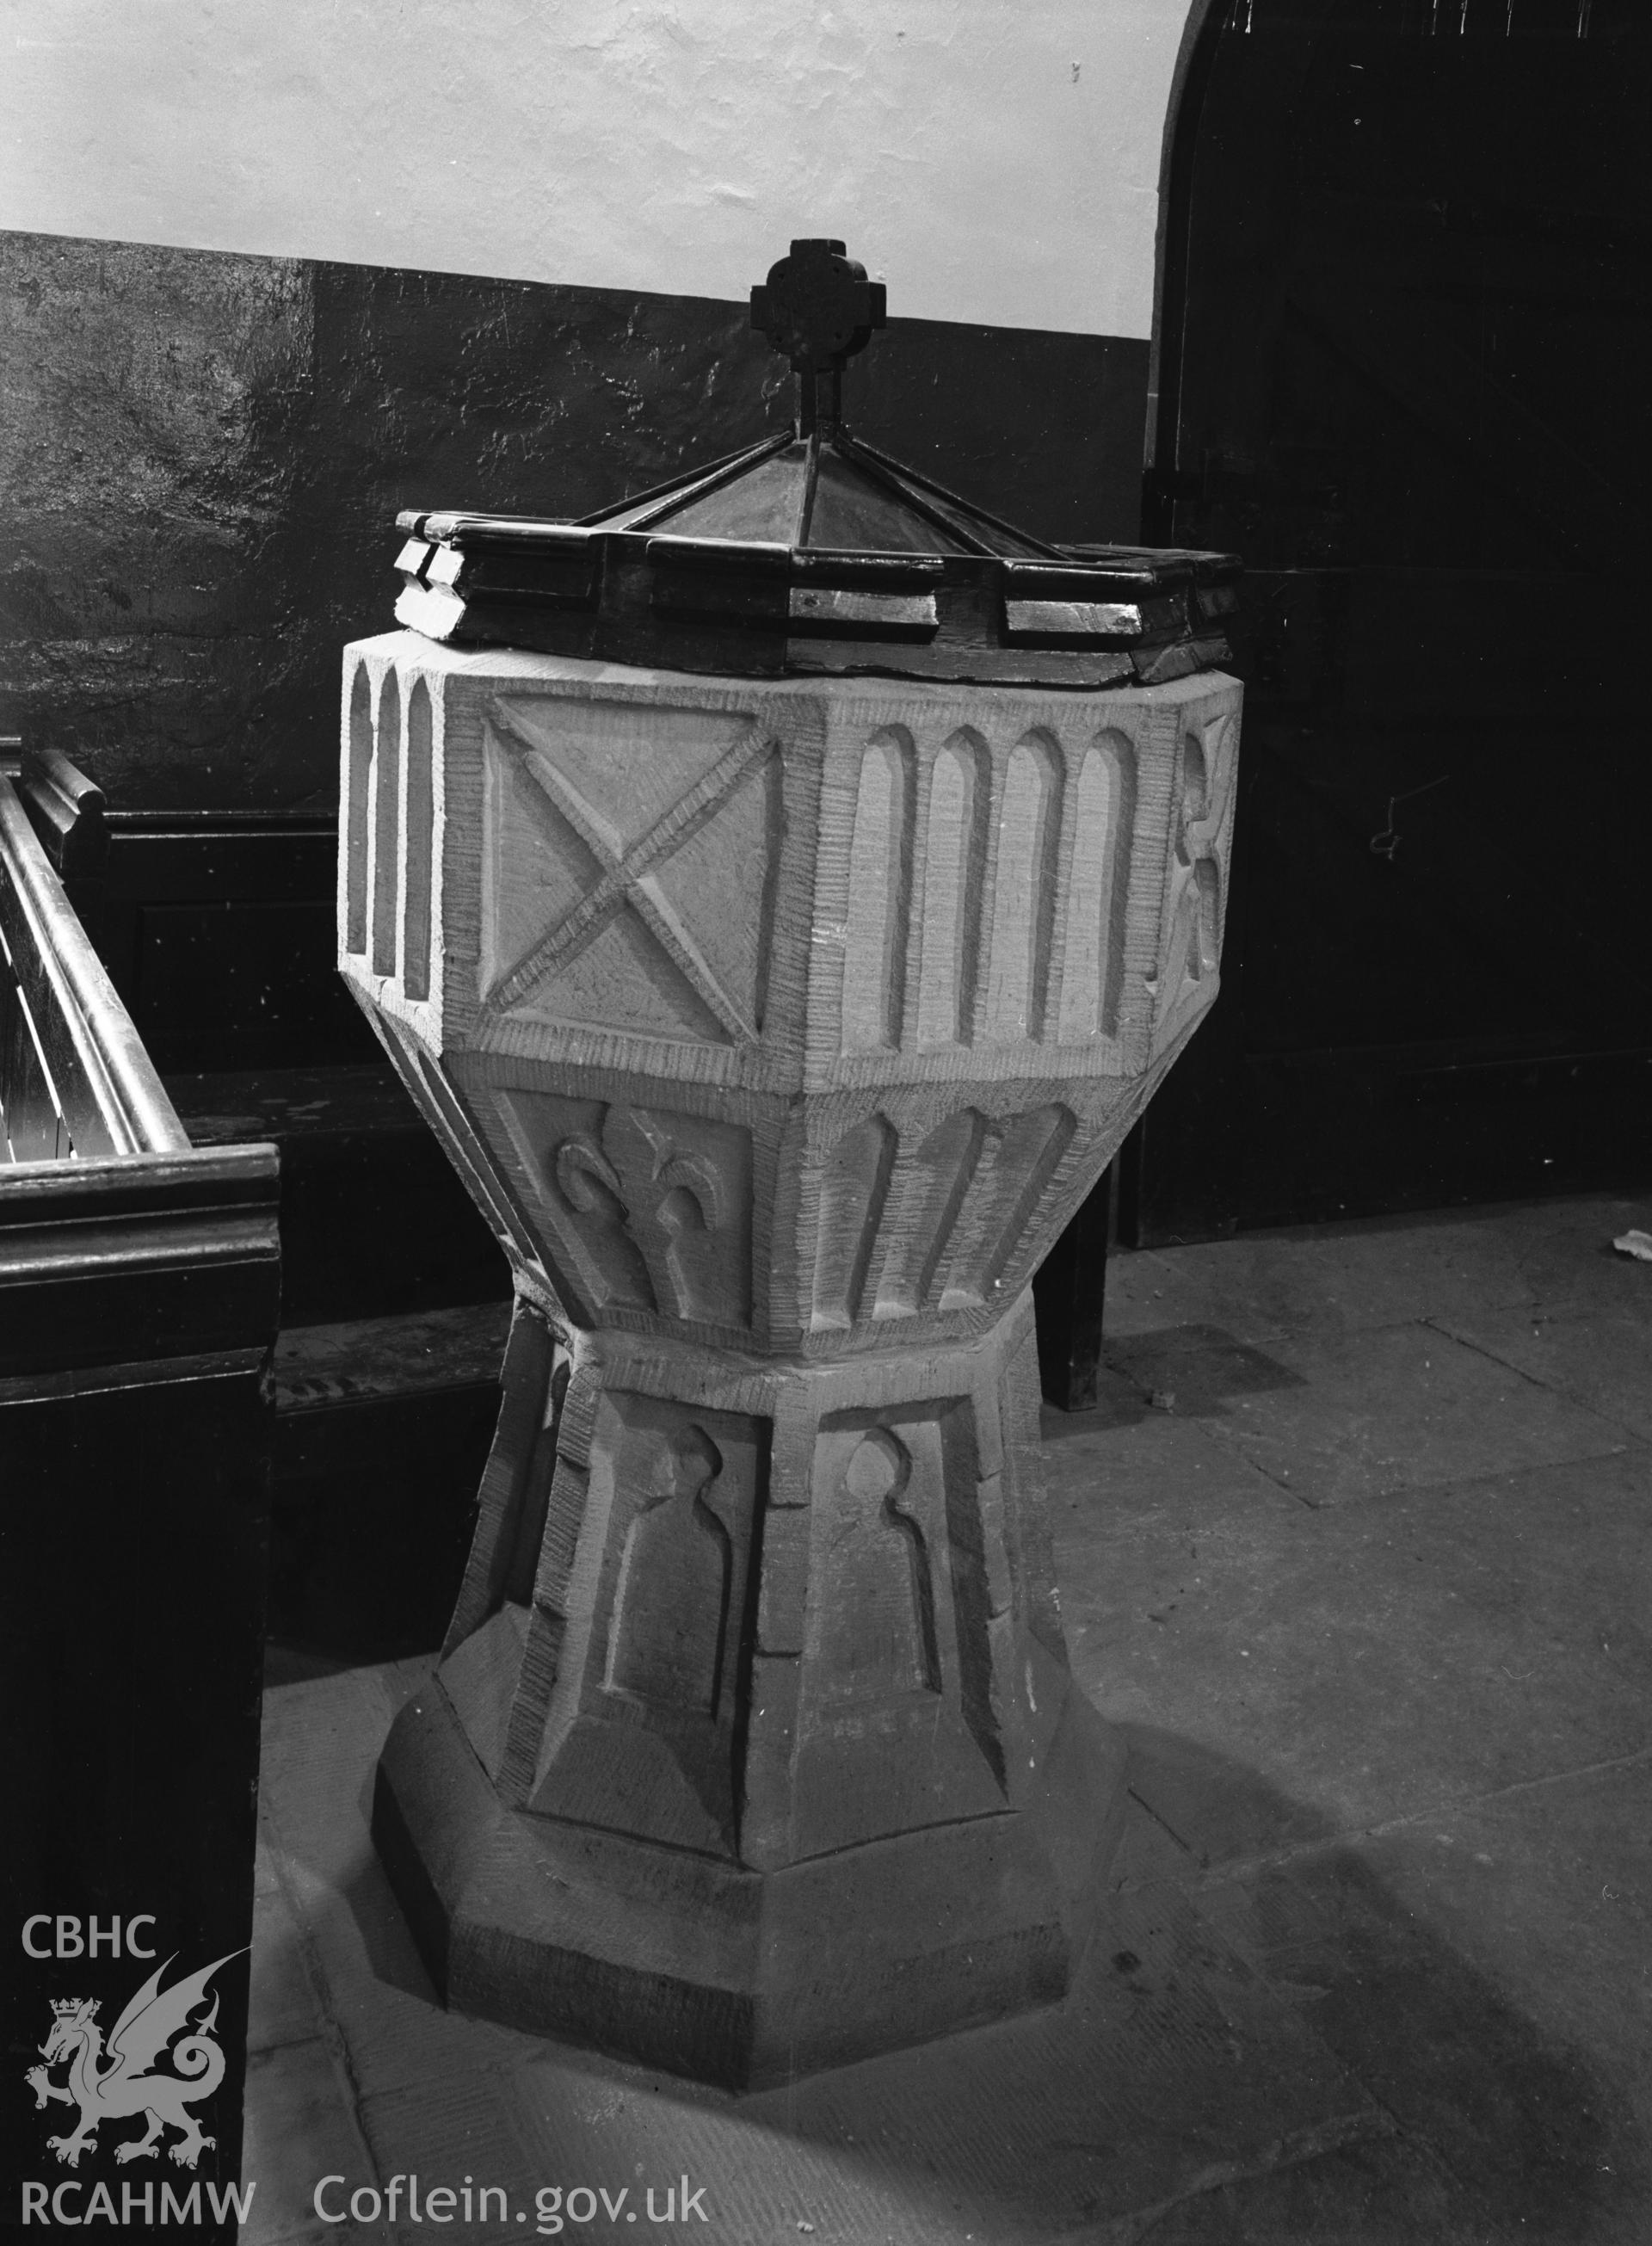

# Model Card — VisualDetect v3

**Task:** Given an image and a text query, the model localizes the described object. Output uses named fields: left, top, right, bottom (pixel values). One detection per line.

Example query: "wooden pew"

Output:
left=80, top=789, right=514, bottom=1651
left=0, top=744, right=279, bottom=2236
left=2, top=738, right=1108, bottom=1699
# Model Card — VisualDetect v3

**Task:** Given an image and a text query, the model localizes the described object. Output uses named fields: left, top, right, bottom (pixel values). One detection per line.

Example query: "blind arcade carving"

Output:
left=339, top=650, right=1234, bottom=1087
left=345, top=632, right=1242, bottom=2089
left=353, top=232, right=1240, bottom=2088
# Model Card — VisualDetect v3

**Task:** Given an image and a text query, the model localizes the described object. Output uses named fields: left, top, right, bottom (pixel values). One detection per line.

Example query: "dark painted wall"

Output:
left=0, top=231, right=1147, bottom=809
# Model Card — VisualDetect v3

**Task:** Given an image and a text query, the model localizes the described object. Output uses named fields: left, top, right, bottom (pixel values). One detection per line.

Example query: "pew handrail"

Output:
left=0, top=768, right=189, bottom=1160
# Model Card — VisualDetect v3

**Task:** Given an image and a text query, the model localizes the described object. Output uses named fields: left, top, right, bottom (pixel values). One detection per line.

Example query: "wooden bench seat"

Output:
left=0, top=745, right=280, bottom=2232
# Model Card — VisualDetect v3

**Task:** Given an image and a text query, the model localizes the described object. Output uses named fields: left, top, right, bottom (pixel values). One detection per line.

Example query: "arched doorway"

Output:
left=1124, top=0, right=1652, bottom=1239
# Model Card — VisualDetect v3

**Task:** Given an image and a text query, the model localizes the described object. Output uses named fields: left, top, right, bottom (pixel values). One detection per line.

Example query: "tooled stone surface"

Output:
left=338, top=632, right=1240, bottom=1359
left=347, top=632, right=1237, bottom=2075
left=428, top=1297, right=1072, bottom=1876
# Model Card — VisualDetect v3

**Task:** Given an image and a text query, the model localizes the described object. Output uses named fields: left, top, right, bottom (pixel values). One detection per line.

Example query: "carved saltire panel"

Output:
left=475, top=694, right=780, bottom=1046
left=521, top=1394, right=768, bottom=1859
left=787, top=1403, right=1010, bottom=1860
left=1149, top=701, right=1240, bottom=1054
left=829, top=716, right=1145, bottom=1069
left=490, top=1089, right=754, bottom=1333
left=348, top=643, right=1242, bottom=2053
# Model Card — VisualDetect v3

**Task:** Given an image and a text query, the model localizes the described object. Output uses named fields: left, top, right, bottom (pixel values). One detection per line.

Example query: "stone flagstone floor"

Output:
left=243, top=1192, right=1652, bottom=2246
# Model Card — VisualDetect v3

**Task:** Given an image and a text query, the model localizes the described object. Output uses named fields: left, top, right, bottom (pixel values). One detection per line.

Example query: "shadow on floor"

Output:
left=251, top=1657, right=1649, bottom=2246
left=1101, top=1328, right=1311, bottom=1422
left=1038, top=1324, right=1307, bottom=1442
left=1119, top=1725, right=1647, bottom=2245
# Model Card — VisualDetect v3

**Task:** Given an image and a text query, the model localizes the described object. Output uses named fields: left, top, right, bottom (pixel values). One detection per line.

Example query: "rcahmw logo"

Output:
left=19, top=1926, right=254, bottom=2225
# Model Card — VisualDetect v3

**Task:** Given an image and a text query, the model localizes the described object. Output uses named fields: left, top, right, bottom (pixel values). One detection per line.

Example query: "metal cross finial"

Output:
left=750, top=239, right=887, bottom=435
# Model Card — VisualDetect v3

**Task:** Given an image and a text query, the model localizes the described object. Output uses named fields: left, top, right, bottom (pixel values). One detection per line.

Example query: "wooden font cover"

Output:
left=391, top=239, right=1240, bottom=688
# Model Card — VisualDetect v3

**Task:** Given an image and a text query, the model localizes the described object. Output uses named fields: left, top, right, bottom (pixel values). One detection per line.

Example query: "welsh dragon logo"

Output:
left=25, top=1952, right=242, bottom=2170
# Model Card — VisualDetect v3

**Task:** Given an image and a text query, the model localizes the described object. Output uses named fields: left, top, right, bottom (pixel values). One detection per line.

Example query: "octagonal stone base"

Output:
left=342, top=634, right=1241, bottom=2084
left=371, top=1289, right=1128, bottom=2087
left=374, top=1635, right=1125, bottom=2089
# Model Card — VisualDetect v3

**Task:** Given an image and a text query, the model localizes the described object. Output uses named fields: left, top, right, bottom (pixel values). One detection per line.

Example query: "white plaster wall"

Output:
left=1, top=0, right=1193, bottom=339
